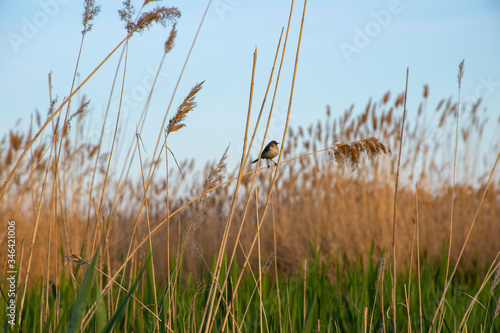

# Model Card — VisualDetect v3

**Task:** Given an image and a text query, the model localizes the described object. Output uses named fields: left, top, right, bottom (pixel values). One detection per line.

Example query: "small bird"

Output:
left=253, top=140, right=280, bottom=166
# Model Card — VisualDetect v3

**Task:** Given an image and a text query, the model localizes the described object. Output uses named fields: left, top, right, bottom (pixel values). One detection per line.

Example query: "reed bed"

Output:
left=1, top=0, right=500, bottom=331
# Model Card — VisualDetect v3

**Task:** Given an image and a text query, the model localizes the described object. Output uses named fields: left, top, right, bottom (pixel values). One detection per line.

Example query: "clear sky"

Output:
left=1, top=0, right=499, bottom=177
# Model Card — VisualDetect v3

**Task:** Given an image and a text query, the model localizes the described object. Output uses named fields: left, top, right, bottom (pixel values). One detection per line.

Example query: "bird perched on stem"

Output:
left=253, top=140, right=280, bottom=166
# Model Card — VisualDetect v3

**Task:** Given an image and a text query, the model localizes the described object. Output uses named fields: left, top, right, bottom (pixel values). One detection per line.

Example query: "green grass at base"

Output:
left=2, top=247, right=499, bottom=332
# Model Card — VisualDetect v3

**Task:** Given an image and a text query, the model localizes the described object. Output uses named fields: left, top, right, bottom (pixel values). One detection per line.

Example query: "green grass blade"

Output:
left=301, top=293, right=317, bottom=333
left=42, top=304, right=55, bottom=333
left=100, top=256, right=150, bottom=333
left=94, top=279, right=106, bottom=332
left=66, top=248, right=99, bottom=333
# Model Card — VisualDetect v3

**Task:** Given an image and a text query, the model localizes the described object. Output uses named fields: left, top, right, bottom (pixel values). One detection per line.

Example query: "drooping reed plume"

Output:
left=328, top=137, right=390, bottom=170
left=118, top=0, right=180, bottom=34
left=135, top=6, right=180, bottom=34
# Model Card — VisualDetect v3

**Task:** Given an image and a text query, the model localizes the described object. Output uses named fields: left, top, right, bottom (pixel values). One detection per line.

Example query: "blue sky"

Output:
left=1, top=0, right=499, bottom=178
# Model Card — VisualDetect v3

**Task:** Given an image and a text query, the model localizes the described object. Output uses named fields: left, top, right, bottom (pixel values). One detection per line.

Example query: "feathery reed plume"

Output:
left=118, top=0, right=135, bottom=33
left=190, top=145, right=228, bottom=233
left=47, top=83, right=58, bottom=119
left=458, top=59, right=465, bottom=89
left=261, top=252, right=276, bottom=276
left=164, top=23, right=177, bottom=54
left=494, top=297, right=500, bottom=320
left=47, top=99, right=58, bottom=119
left=134, top=6, right=180, bottom=34
left=204, top=145, right=228, bottom=191
left=188, top=237, right=208, bottom=267
left=67, top=96, right=90, bottom=131
left=166, top=81, right=205, bottom=135
left=330, top=137, right=389, bottom=170
left=82, top=0, right=101, bottom=35
left=377, top=254, right=386, bottom=283
left=491, top=266, right=500, bottom=295
left=374, top=254, right=386, bottom=295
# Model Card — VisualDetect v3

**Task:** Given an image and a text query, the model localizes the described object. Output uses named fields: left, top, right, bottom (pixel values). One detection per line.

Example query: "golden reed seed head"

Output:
left=331, top=137, right=389, bottom=170
left=164, top=23, right=177, bottom=54
left=167, top=81, right=205, bottom=135
left=119, top=2, right=180, bottom=35
left=135, top=6, right=180, bottom=34
left=82, top=0, right=101, bottom=35
left=457, top=59, right=465, bottom=88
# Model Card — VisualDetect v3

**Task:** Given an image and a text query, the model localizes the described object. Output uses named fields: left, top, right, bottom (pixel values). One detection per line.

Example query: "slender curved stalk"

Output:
left=392, top=67, right=409, bottom=332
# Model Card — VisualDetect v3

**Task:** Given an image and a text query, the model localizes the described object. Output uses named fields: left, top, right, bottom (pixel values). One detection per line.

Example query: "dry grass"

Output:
left=1, top=2, right=499, bottom=330
left=1, top=85, right=498, bottom=283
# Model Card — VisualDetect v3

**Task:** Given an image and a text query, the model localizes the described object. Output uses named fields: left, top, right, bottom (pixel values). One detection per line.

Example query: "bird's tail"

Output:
left=252, top=158, right=258, bottom=163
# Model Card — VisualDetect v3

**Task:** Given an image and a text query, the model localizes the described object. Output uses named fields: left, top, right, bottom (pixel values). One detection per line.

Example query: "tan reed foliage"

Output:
left=1, top=86, right=499, bottom=283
